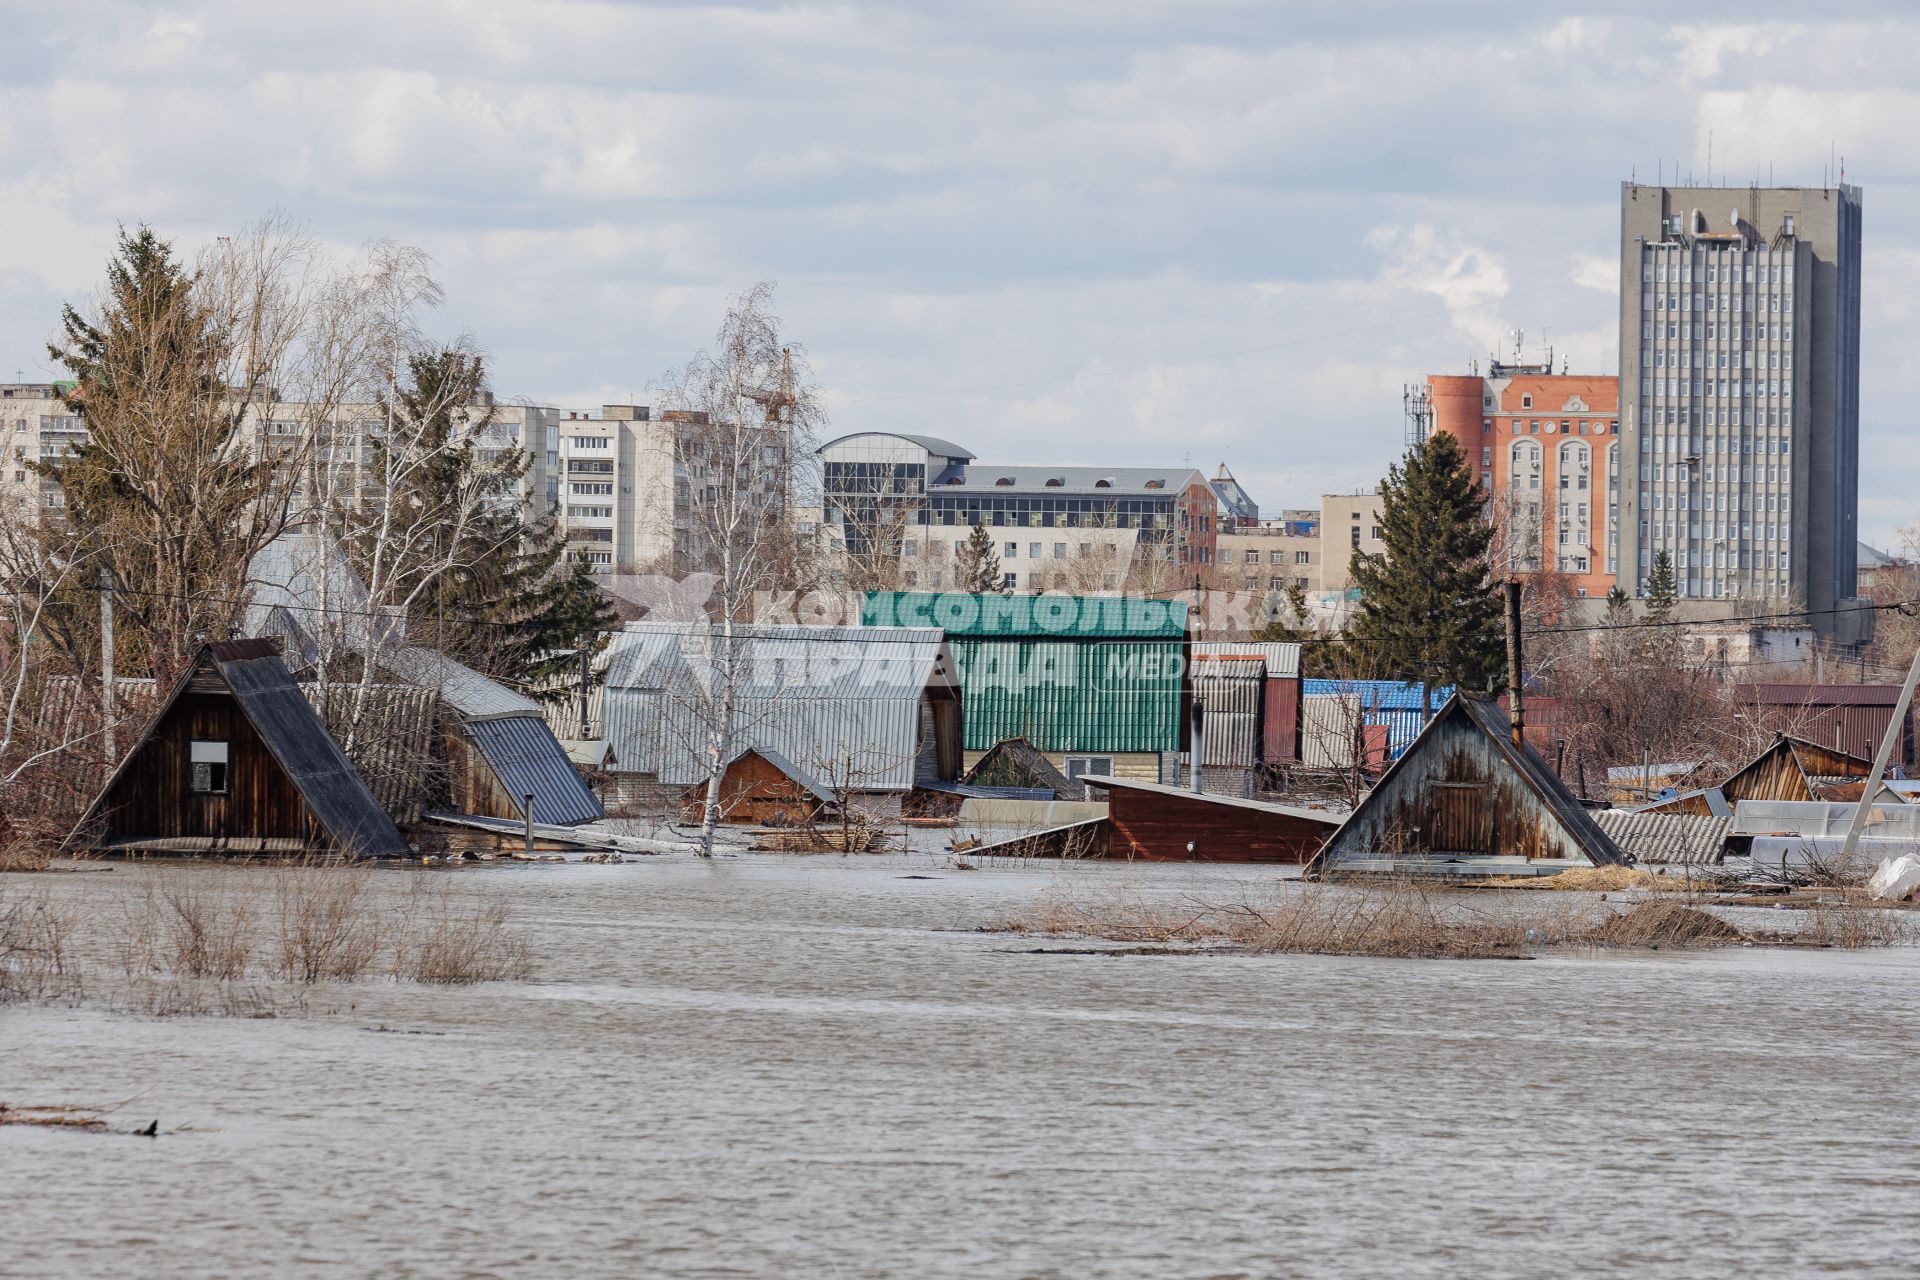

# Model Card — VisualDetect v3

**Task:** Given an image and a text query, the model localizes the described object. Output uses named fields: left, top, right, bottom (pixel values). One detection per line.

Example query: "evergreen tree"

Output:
left=356, top=347, right=616, bottom=690
left=1644, top=551, right=1679, bottom=624
left=1346, top=431, right=1504, bottom=700
left=1256, top=583, right=1335, bottom=676
left=956, top=521, right=1003, bottom=593
left=42, top=226, right=288, bottom=678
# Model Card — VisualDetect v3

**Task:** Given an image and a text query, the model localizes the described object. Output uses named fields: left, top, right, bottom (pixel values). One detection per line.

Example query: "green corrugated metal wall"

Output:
left=864, top=593, right=1188, bottom=753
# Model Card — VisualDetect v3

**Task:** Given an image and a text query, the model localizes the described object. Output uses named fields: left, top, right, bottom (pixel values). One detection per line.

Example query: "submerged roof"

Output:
left=724, top=746, right=837, bottom=805
left=384, top=645, right=545, bottom=720
left=601, top=622, right=954, bottom=791
left=1594, top=810, right=1733, bottom=865
left=70, top=639, right=408, bottom=858
left=1314, top=694, right=1625, bottom=870
left=963, top=736, right=1075, bottom=797
left=1083, top=776, right=1341, bottom=826
left=466, top=715, right=604, bottom=826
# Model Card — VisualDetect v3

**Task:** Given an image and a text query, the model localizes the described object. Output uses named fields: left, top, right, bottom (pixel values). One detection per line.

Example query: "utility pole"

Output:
left=98, top=565, right=116, bottom=764
left=577, top=640, right=593, bottom=740
left=1839, top=626, right=1920, bottom=868
left=1504, top=579, right=1525, bottom=749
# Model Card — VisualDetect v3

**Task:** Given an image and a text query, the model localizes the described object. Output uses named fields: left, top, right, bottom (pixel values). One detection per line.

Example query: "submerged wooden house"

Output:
left=1312, top=694, right=1624, bottom=877
left=681, top=747, right=836, bottom=826
left=1083, top=776, right=1339, bottom=863
left=1634, top=734, right=1884, bottom=817
left=66, top=640, right=409, bottom=858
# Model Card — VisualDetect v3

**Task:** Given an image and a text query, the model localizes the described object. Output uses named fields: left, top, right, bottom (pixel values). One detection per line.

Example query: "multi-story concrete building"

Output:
left=1429, top=364, right=1621, bottom=598
left=2, top=382, right=565, bottom=527
left=818, top=432, right=1219, bottom=594
left=1318, top=491, right=1388, bottom=594
left=1216, top=511, right=1321, bottom=596
left=1618, top=182, right=1862, bottom=613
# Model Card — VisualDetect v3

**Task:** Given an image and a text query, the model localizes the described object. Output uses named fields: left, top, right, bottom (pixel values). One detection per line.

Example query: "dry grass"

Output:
left=270, top=860, right=379, bottom=983
left=1006, top=877, right=1918, bottom=959
left=1581, top=900, right=1744, bottom=947
left=0, top=885, right=81, bottom=1001
left=153, top=874, right=256, bottom=980
left=390, top=881, right=532, bottom=984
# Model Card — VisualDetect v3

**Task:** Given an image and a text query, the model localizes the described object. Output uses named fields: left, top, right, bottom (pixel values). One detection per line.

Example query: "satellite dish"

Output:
left=1729, top=208, right=1741, bottom=229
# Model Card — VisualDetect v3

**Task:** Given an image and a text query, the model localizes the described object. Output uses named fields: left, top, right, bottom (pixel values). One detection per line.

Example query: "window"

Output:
left=1004, top=542, right=1018, bottom=557
left=1269, top=550, right=1285, bottom=565
left=571, top=482, right=613, bottom=496
left=1270, top=576, right=1284, bottom=590
left=189, top=740, right=229, bottom=794
left=1052, top=543, right=1066, bottom=559
left=1521, top=394, right=1532, bottom=408
left=1370, top=525, right=1383, bottom=541
left=568, top=506, right=613, bottom=519
left=1001, top=572, right=1017, bottom=590
left=1064, top=755, right=1113, bottom=783
left=570, top=436, right=609, bottom=449
left=1350, top=527, right=1361, bottom=549
left=1028, top=542, right=1041, bottom=559
left=581, top=529, right=613, bottom=542
left=904, top=540, right=918, bottom=557
left=1295, top=550, right=1311, bottom=565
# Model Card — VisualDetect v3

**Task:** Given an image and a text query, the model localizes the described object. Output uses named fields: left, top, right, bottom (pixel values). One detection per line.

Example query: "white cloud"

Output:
left=2, top=2, right=1918, bottom=547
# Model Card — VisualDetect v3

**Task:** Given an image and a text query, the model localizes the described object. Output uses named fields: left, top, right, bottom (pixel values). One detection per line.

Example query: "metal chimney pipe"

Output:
left=1189, top=697, right=1205, bottom=794
left=524, top=793, right=536, bottom=856
left=1504, top=580, right=1525, bottom=749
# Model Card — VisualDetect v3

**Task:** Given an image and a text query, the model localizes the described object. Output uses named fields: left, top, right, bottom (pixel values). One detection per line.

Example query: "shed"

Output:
left=1719, top=735, right=1875, bottom=806
left=1734, top=683, right=1916, bottom=765
left=864, top=592, right=1187, bottom=783
left=67, top=640, right=408, bottom=858
left=603, top=621, right=960, bottom=797
left=963, top=737, right=1075, bottom=798
left=1193, top=641, right=1301, bottom=762
left=1083, top=776, right=1339, bottom=864
left=1312, top=694, right=1625, bottom=877
left=680, top=747, right=835, bottom=826
left=384, top=645, right=603, bottom=827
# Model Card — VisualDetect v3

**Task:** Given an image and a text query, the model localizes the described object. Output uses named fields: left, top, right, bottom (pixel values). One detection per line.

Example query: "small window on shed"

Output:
left=189, top=740, right=229, bottom=794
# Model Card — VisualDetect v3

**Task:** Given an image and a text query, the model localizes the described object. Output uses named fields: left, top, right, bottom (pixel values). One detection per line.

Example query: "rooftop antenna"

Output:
left=1510, top=328, right=1525, bottom=365
left=1708, top=129, right=1713, bottom=186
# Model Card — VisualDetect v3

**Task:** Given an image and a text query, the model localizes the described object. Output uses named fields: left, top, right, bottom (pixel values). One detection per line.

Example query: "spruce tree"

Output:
left=956, top=521, right=1003, bottom=593
left=357, top=347, right=615, bottom=689
left=1644, top=551, right=1679, bottom=624
left=1346, top=431, right=1503, bottom=699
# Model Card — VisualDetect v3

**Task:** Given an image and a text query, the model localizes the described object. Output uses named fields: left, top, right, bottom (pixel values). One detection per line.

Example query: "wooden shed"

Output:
left=680, top=747, right=835, bottom=826
left=1719, top=734, right=1875, bottom=805
left=66, top=640, right=408, bottom=858
left=964, top=737, right=1075, bottom=798
left=1312, top=694, right=1624, bottom=878
left=1082, top=776, right=1339, bottom=864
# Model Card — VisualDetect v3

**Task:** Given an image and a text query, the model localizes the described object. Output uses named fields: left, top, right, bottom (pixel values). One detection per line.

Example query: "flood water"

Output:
left=6, top=853, right=1920, bottom=1278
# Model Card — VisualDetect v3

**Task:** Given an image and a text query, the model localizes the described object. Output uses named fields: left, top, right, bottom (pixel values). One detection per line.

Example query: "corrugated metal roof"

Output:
left=1193, top=657, right=1262, bottom=768
left=244, top=529, right=405, bottom=659
left=299, top=682, right=439, bottom=826
left=1302, top=678, right=1452, bottom=710
left=1301, top=693, right=1362, bottom=769
left=384, top=645, right=545, bottom=720
left=864, top=591, right=1187, bottom=639
left=1737, top=683, right=1903, bottom=706
left=950, top=637, right=1183, bottom=753
left=1730, top=800, right=1920, bottom=839
left=465, top=715, right=604, bottom=826
left=1192, top=641, right=1301, bottom=678
left=601, top=623, right=952, bottom=791
left=1594, top=811, right=1733, bottom=865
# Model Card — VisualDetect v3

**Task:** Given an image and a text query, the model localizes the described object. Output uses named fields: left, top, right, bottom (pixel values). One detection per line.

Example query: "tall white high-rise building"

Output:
left=1618, top=182, right=1862, bottom=617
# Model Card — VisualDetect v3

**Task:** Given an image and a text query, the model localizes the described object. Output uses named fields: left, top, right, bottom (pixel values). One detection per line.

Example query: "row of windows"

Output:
left=1495, top=419, right=1619, bottom=436
left=1644, top=251, right=1794, bottom=284
left=1644, top=291, right=1794, bottom=313
left=1647, top=349, right=1791, bottom=370
left=1222, top=548, right=1314, bottom=565
left=1641, top=322, right=1792, bottom=343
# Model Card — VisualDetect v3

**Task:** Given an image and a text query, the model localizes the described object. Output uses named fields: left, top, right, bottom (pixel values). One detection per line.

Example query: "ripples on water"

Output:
left=5, top=854, right=1920, bottom=1278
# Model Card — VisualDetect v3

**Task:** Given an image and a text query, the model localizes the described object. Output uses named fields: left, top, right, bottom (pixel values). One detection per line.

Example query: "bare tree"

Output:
left=649, top=284, right=823, bottom=856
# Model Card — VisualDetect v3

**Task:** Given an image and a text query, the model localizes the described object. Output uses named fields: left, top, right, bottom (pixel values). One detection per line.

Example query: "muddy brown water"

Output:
left=5, top=854, right=1920, bottom=1278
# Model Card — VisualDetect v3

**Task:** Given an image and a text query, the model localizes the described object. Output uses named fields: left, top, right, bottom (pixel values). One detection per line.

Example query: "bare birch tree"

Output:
left=648, top=283, right=823, bottom=856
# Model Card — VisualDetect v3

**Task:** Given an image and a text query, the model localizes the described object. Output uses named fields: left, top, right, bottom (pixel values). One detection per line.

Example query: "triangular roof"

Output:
left=1313, top=693, right=1624, bottom=871
left=719, top=746, right=836, bottom=805
left=1720, top=733, right=1874, bottom=804
left=69, top=640, right=408, bottom=858
left=963, top=736, right=1075, bottom=797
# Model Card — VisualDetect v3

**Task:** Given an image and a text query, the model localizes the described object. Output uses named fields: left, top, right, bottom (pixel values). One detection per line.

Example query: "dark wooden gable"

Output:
left=1720, top=735, right=1874, bottom=805
left=69, top=640, right=408, bottom=858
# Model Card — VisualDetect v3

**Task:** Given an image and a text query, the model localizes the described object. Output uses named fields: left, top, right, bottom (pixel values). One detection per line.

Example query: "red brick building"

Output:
left=1429, top=363, right=1621, bottom=600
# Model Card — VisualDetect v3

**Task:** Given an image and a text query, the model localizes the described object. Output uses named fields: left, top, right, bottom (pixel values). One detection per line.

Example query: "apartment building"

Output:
left=1, top=382, right=564, bottom=525
left=1216, top=511, right=1321, bottom=596
left=1618, top=182, right=1862, bottom=613
left=1318, top=492, right=1387, bottom=594
left=1429, top=364, right=1621, bottom=598
left=818, top=432, right=1218, bottom=593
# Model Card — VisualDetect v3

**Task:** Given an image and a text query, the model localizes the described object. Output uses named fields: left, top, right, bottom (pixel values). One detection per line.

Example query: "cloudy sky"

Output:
left=4, top=2, right=1916, bottom=545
